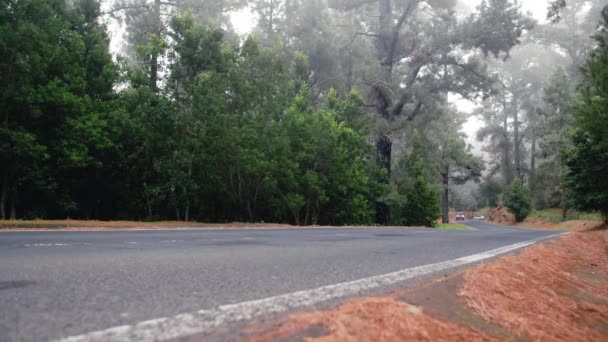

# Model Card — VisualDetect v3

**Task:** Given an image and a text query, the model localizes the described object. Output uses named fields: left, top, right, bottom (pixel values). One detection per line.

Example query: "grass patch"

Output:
left=529, top=209, right=603, bottom=223
left=435, top=223, right=471, bottom=231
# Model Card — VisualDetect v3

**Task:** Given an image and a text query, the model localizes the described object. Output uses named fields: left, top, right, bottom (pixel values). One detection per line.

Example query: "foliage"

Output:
left=479, top=177, right=505, bottom=208
left=503, top=178, right=533, bottom=222
left=391, top=133, right=441, bottom=227
left=563, top=10, right=608, bottom=223
left=0, top=0, right=117, bottom=219
left=0, top=1, right=388, bottom=224
left=530, top=68, right=575, bottom=209
left=7, top=0, right=598, bottom=228
left=462, top=0, right=536, bottom=59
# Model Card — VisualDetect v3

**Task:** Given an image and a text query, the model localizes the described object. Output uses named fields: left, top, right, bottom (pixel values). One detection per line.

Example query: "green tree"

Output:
left=0, top=0, right=117, bottom=219
left=394, top=162, right=441, bottom=227
left=503, top=178, right=532, bottom=222
left=391, top=132, right=440, bottom=227
left=533, top=68, right=574, bottom=213
left=564, top=9, right=608, bottom=223
left=331, top=0, right=532, bottom=224
left=431, top=115, right=484, bottom=224
left=479, top=177, right=505, bottom=208
left=163, top=12, right=228, bottom=221
left=279, top=89, right=383, bottom=225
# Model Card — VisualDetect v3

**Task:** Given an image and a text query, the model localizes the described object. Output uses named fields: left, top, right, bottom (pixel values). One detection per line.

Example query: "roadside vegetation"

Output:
left=1, top=0, right=607, bottom=229
left=528, top=209, right=603, bottom=223
left=436, top=224, right=471, bottom=231
left=503, top=178, right=533, bottom=222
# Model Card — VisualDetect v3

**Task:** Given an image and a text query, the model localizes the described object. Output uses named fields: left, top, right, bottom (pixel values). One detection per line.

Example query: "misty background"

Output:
left=101, top=0, right=553, bottom=150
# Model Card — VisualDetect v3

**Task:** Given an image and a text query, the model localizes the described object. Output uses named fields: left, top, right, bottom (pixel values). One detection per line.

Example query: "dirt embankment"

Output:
left=487, top=203, right=516, bottom=225
left=244, top=229, right=608, bottom=341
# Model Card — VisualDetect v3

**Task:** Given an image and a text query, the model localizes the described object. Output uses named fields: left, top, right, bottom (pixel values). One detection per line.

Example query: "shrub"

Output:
left=503, top=178, right=532, bottom=222
left=392, top=160, right=441, bottom=227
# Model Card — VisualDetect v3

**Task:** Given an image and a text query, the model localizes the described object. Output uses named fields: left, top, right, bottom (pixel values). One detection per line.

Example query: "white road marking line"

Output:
left=24, top=243, right=69, bottom=247
left=56, top=233, right=563, bottom=342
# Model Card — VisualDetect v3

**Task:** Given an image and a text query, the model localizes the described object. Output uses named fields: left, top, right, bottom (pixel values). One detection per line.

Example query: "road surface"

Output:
left=0, top=221, right=558, bottom=341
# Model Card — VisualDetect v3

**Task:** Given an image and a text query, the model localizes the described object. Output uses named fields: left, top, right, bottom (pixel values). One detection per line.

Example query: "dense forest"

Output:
left=1, top=0, right=607, bottom=225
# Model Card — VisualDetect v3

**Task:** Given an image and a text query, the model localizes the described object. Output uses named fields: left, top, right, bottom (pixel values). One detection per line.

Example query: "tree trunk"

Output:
left=146, top=197, right=153, bottom=219
left=1, top=172, right=7, bottom=220
left=345, top=50, right=353, bottom=94
left=376, top=135, right=392, bottom=225
left=372, top=0, right=420, bottom=224
left=1, top=106, right=8, bottom=220
left=149, top=0, right=162, bottom=91
left=10, top=184, right=16, bottom=220
left=502, top=109, right=513, bottom=184
left=513, top=105, right=522, bottom=182
left=374, top=0, right=394, bottom=225
left=378, top=0, right=393, bottom=81
left=304, top=199, right=311, bottom=226
left=185, top=161, right=192, bottom=222
left=530, top=133, right=536, bottom=185
left=442, top=171, right=449, bottom=224
left=176, top=207, right=181, bottom=221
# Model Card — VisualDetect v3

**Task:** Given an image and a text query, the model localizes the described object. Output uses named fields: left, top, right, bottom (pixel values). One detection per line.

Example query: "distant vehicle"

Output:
left=456, top=212, right=465, bottom=221
left=474, top=215, right=485, bottom=221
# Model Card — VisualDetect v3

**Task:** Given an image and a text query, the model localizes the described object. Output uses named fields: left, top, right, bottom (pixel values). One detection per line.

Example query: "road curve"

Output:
left=0, top=221, right=558, bottom=341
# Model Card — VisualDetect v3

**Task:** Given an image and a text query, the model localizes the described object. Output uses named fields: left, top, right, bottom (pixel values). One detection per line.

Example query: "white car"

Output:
left=474, top=215, right=485, bottom=220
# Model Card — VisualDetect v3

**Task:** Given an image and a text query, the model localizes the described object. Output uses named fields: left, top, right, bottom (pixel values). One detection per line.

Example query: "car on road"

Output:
left=474, top=215, right=485, bottom=221
left=456, top=212, right=465, bottom=221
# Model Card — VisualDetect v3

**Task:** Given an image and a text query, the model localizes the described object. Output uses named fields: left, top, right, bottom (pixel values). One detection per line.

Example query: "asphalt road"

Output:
left=0, top=221, right=558, bottom=341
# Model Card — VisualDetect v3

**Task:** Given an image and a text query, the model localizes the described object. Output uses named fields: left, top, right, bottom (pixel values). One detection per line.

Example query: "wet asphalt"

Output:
left=0, top=221, right=558, bottom=341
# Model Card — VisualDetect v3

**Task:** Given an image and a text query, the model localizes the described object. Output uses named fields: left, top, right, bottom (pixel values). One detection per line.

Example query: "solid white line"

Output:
left=56, top=233, right=563, bottom=342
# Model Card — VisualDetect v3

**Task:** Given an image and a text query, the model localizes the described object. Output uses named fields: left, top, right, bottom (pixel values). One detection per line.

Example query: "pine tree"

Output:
left=564, top=8, right=608, bottom=223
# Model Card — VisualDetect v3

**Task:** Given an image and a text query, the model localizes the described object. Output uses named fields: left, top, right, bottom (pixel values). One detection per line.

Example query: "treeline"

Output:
left=0, top=0, right=386, bottom=224
left=5, top=0, right=605, bottom=225
left=473, top=0, right=608, bottom=222
left=0, top=0, right=533, bottom=225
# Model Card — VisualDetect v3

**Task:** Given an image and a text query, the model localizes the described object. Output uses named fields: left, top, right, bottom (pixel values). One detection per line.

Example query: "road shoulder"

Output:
left=238, top=229, right=608, bottom=341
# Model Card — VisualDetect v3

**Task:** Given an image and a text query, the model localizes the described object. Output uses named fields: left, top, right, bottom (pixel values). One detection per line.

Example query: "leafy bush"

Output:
left=503, top=178, right=532, bottom=222
left=391, top=141, right=441, bottom=228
